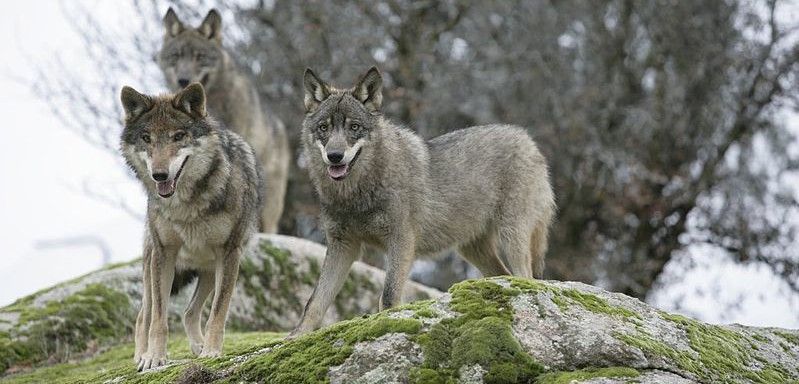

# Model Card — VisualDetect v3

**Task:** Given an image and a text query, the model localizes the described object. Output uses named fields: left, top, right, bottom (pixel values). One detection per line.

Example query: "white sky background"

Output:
left=0, top=1, right=796, bottom=328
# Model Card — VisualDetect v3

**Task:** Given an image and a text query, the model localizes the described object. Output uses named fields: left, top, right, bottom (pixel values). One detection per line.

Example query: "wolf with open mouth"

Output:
left=294, top=67, right=556, bottom=335
left=120, top=83, right=262, bottom=371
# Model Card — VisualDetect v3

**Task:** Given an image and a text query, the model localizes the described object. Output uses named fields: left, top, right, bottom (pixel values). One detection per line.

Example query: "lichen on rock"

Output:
left=1, top=238, right=797, bottom=383
left=0, top=234, right=441, bottom=376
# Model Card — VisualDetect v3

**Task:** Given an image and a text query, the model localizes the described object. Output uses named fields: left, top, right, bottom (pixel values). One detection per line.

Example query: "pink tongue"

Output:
left=328, top=164, right=349, bottom=179
left=156, top=180, right=176, bottom=197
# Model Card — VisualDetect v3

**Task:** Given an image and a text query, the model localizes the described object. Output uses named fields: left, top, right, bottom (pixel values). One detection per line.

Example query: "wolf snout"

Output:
left=326, top=151, right=345, bottom=164
left=177, top=78, right=190, bottom=88
left=152, top=172, right=169, bottom=182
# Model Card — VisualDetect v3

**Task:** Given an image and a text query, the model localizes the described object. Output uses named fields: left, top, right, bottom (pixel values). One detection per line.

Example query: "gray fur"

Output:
left=158, top=8, right=289, bottom=233
left=293, top=67, right=555, bottom=335
left=120, top=83, right=262, bottom=370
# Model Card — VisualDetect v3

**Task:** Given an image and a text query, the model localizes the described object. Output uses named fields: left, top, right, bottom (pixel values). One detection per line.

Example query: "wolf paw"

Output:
left=189, top=341, right=204, bottom=356
left=199, top=348, right=221, bottom=358
left=136, top=352, right=167, bottom=371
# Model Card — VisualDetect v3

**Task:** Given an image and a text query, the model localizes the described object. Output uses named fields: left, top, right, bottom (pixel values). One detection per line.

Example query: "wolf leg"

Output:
left=498, top=224, right=534, bottom=278
left=380, top=232, right=415, bottom=310
left=183, top=270, right=214, bottom=356
left=138, top=245, right=176, bottom=371
left=458, top=233, right=512, bottom=277
left=529, top=222, right=549, bottom=279
left=292, top=239, right=360, bottom=336
left=134, top=243, right=153, bottom=363
left=201, top=248, right=241, bottom=357
left=259, top=127, right=289, bottom=233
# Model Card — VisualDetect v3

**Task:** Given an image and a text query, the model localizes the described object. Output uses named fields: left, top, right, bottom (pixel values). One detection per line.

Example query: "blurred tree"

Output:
left=35, top=0, right=799, bottom=307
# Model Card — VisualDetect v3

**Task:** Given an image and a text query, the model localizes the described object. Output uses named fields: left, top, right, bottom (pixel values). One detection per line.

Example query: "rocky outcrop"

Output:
left=0, top=234, right=441, bottom=374
left=3, top=274, right=798, bottom=383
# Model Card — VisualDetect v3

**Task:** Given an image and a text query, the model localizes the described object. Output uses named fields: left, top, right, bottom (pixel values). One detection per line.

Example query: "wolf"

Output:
left=292, top=67, right=555, bottom=335
left=120, top=83, right=262, bottom=370
left=158, top=8, right=289, bottom=233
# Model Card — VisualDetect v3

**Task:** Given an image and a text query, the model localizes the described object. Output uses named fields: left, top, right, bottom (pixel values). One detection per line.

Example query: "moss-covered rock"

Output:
left=0, top=284, right=132, bottom=374
left=0, top=234, right=441, bottom=375
left=1, top=241, right=797, bottom=383
left=7, top=275, right=798, bottom=383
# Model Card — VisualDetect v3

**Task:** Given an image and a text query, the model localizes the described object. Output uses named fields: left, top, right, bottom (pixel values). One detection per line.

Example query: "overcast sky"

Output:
left=0, top=1, right=796, bottom=328
left=0, top=1, right=144, bottom=304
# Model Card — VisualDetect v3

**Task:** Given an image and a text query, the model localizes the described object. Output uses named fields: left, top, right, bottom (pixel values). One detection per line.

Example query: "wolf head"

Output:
left=120, top=83, right=215, bottom=199
left=158, top=8, right=226, bottom=91
left=302, top=67, right=383, bottom=182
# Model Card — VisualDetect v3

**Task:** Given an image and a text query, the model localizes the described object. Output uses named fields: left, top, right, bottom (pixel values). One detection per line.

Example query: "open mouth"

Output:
left=327, top=149, right=361, bottom=181
left=155, top=157, right=189, bottom=198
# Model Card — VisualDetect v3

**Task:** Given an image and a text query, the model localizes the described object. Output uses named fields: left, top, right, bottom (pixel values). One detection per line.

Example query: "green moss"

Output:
left=1, top=332, right=284, bottom=384
left=1, top=284, right=133, bottom=374
left=334, top=268, right=378, bottom=320
left=751, top=334, right=769, bottom=343
left=560, top=289, right=639, bottom=319
left=412, top=279, right=543, bottom=384
left=235, top=240, right=322, bottom=331
left=774, top=331, right=799, bottom=346
left=386, top=299, right=438, bottom=319
left=409, top=367, right=454, bottom=384
left=236, top=239, right=379, bottom=332
left=536, top=367, right=640, bottom=384
left=615, top=312, right=793, bottom=383
left=228, top=313, right=421, bottom=383
left=508, top=276, right=639, bottom=319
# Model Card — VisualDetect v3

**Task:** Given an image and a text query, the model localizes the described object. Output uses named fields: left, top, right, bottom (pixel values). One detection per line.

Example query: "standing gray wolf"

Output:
left=158, top=8, right=289, bottom=233
left=293, top=67, right=555, bottom=335
left=120, top=83, right=262, bottom=370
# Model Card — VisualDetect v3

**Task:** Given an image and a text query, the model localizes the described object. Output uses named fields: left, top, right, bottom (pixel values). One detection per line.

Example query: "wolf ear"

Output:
left=303, top=68, right=330, bottom=113
left=120, top=86, right=153, bottom=122
left=163, top=7, right=185, bottom=38
left=199, top=9, right=222, bottom=42
left=173, top=83, right=207, bottom=118
left=353, top=67, right=383, bottom=112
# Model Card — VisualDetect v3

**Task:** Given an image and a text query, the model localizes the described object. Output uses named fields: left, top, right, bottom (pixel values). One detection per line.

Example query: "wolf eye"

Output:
left=350, top=123, right=361, bottom=131
left=142, top=133, right=151, bottom=143
left=318, top=123, right=328, bottom=132
left=173, top=131, right=186, bottom=141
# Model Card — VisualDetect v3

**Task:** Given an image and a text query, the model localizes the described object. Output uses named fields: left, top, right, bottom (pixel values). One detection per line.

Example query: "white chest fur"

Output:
left=154, top=208, right=236, bottom=271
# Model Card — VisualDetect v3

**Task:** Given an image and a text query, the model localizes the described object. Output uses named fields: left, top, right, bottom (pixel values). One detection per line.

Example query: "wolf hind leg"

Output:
left=259, top=124, right=290, bottom=233
left=498, top=223, right=534, bottom=279
left=458, top=233, right=511, bottom=277
left=529, top=221, right=549, bottom=279
left=183, top=270, right=214, bottom=356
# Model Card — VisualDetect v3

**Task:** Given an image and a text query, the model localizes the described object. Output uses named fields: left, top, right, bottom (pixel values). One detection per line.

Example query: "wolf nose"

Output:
left=152, top=172, right=169, bottom=182
left=177, top=79, right=190, bottom=88
left=327, top=151, right=344, bottom=164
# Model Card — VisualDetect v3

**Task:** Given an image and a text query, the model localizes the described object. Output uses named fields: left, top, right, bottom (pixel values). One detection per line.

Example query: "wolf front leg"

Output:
left=138, top=243, right=176, bottom=371
left=380, top=231, right=416, bottom=310
left=291, top=239, right=360, bottom=336
left=200, top=247, right=241, bottom=357
left=183, top=270, right=214, bottom=356
left=133, top=242, right=153, bottom=363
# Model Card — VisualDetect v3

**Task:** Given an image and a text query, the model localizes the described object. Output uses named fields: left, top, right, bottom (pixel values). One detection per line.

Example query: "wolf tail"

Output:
left=170, top=269, right=198, bottom=295
left=530, top=223, right=548, bottom=279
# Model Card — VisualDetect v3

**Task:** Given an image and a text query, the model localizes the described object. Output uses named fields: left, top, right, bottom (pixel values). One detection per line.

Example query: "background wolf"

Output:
left=158, top=8, right=288, bottom=233
left=120, top=83, right=262, bottom=370
left=293, top=67, right=556, bottom=334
